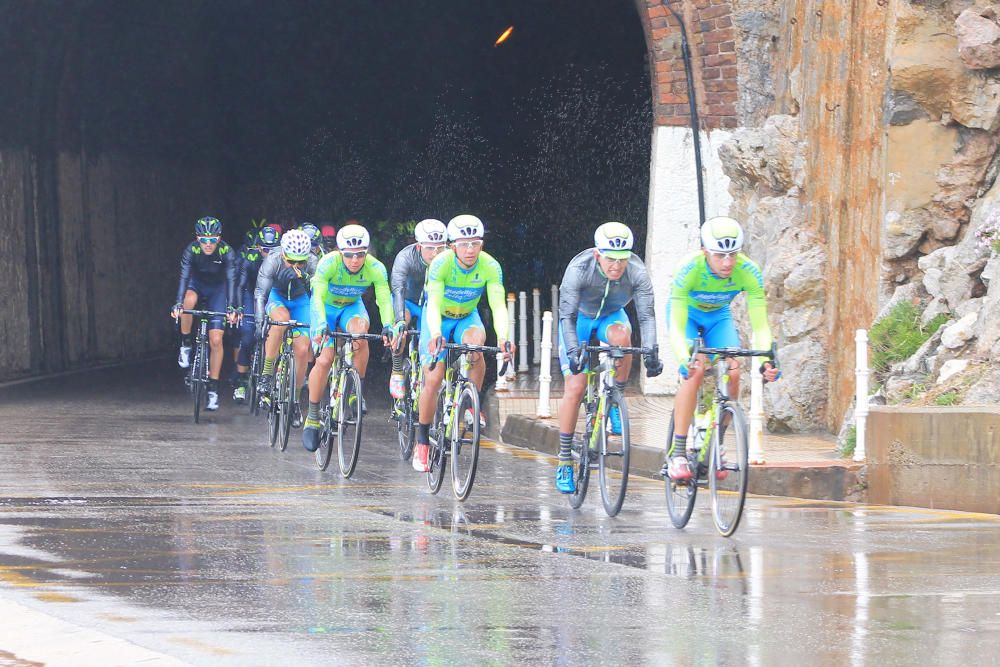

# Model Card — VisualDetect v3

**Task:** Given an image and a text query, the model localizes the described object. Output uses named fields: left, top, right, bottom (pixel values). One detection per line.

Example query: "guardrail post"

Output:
left=749, top=366, right=765, bottom=464
left=538, top=311, right=553, bottom=417
left=550, top=284, right=559, bottom=358
left=518, top=291, right=529, bottom=372
left=854, top=329, right=869, bottom=462
left=532, top=288, right=541, bottom=365
left=506, top=292, right=517, bottom=379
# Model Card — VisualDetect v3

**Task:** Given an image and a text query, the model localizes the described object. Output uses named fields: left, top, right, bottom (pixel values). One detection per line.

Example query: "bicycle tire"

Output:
left=316, top=398, right=334, bottom=471
left=599, top=388, right=630, bottom=517
left=396, top=358, right=415, bottom=461
left=664, top=411, right=697, bottom=529
left=277, top=352, right=293, bottom=452
left=337, top=368, right=363, bottom=478
left=266, top=388, right=279, bottom=447
left=248, top=340, right=261, bottom=416
left=567, top=408, right=594, bottom=509
left=427, top=391, right=447, bottom=494
left=451, top=383, right=481, bottom=501
left=192, top=342, right=205, bottom=424
left=709, top=403, right=749, bottom=537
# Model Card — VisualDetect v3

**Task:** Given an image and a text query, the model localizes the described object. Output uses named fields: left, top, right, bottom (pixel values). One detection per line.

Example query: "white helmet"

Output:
left=594, top=222, right=634, bottom=258
left=447, top=214, right=484, bottom=241
left=700, top=216, right=744, bottom=253
left=336, top=223, right=370, bottom=250
left=280, top=229, right=312, bottom=261
left=414, top=218, right=447, bottom=245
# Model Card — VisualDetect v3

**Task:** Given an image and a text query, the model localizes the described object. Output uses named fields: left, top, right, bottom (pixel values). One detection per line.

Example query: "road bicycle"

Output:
left=264, top=318, right=307, bottom=452
left=180, top=309, right=228, bottom=424
left=245, top=318, right=263, bottom=416
left=390, top=327, right=420, bottom=462
left=315, top=330, right=384, bottom=478
left=426, top=341, right=510, bottom=501
left=567, top=343, right=654, bottom=517
left=665, top=339, right=778, bottom=537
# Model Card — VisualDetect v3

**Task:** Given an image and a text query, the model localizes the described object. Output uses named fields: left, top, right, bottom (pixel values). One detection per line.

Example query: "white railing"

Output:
left=749, top=368, right=766, bottom=464
left=532, top=288, right=541, bottom=365
left=854, top=329, right=869, bottom=462
left=537, top=311, right=553, bottom=417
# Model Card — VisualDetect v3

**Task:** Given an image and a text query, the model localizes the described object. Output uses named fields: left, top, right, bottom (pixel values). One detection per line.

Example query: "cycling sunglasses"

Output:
left=709, top=250, right=739, bottom=260
left=285, top=259, right=307, bottom=268
left=342, top=250, right=367, bottom=260
left=197, top=236, right=220, bottom=244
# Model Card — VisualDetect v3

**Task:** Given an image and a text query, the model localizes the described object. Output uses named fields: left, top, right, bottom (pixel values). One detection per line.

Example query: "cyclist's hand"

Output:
left=391, top=321, right=406, bottom=352
left=226, top=307, right=238, bottom=326
left=566, top=346, right=584, bottom=374
left=428, top=335, right=443, bottom=357
left=380, top=324, right=394, bottom=346
left=171, top=303, right=183, bottom=320
left=644, top=353, right=663, bottom=378
left=761, top=361, right=781, bottom=383
left=501, top=340, right=514, bottom=362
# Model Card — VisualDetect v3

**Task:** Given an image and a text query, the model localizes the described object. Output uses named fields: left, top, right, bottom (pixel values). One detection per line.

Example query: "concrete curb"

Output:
left=501, top=414, right=866, bottom=502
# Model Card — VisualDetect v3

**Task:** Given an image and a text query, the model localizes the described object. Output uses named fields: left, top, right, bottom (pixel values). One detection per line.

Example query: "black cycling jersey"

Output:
left=175, top=241, right=238, bottom=307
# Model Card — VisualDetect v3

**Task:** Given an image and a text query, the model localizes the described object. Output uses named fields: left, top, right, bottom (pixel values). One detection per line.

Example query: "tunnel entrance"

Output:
left=0, top=0, right=651, bottom=378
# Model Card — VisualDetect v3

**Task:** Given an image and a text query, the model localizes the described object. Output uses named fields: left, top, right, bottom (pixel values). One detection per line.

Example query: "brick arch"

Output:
left=634, top=0, right=737, bottom=130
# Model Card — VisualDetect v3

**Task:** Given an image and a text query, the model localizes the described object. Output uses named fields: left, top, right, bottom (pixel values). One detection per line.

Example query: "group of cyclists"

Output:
left=171, top=212, right=779, bottom=494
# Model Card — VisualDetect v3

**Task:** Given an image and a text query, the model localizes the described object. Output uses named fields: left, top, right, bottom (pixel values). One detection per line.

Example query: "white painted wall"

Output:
left=641, top=125, right=734, bottom=395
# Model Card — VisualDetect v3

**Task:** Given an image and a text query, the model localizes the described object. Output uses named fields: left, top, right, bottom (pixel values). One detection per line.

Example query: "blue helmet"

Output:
left=258, top=226, right=280, bottom=248
left=195, top=216, right=222, bottom=236
left=300, top=222, right=321, bottom=248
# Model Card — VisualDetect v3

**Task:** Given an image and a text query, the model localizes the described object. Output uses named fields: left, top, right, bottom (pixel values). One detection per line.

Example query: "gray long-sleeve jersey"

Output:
left=558, top=248, right=657, bottom=352
left=390, top=243, right=429, bottom=323
left=254, top=251, right=319, bottom=325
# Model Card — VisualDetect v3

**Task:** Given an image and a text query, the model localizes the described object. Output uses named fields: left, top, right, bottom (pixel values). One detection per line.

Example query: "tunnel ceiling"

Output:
left=1, top=0, right=651, bottom=289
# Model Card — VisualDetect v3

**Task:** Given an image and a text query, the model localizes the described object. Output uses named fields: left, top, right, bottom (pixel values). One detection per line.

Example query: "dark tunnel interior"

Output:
left=0, top=0, right=651, bottom=376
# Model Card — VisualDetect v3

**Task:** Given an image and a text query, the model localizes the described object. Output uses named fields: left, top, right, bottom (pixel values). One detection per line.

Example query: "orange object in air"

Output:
left=495, top=26, right=513, bottom=47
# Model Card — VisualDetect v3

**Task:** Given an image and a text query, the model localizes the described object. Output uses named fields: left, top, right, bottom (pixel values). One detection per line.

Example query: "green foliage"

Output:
left=839, top=425, right=857, bottom=458
left=934, top=391, right=960, bottom=406
left=870, top=302, right=949, bottom=377
left=367, top=220, right=418, bottom=261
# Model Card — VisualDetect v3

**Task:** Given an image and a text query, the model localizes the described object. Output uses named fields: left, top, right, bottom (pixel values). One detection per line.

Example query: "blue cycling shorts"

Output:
left=313, top=300, right=370, bottom=349
left=266, top=290, right=310, bottom=337
left=405, top=299, right=422, bottom=325
left=557, top=309, right=631, bottom=376
left=419, top=309, right=484, bottom=367
left=666, top=302, right=740, bottom=363
left=186, top=277, right=226, bottom=330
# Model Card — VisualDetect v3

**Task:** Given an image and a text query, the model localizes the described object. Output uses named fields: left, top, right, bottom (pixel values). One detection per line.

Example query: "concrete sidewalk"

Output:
left=494, top=368, right=865, bottom=502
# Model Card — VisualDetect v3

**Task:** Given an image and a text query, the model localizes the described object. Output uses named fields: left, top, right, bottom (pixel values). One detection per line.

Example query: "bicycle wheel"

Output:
left=266, top=376, right=280, bottom=448
left=316, top=401, right=334, bottom=471
left=599, top=388, right=630, bottom=517
left=709, top=403, right=749, bottom=537
left=427, top=391, right=447, bottom=494
left=396, top=359, right=415, bottom=461
left=567, top=407, right=594, bottom=509
left=336, top=368, right=363, bottom=478
left=276, top=353, right=293, bottom=452
left=248, top=340, right=261, bottom=416
left=192, top=343, right=205, bottom=424
left=451, top=383, right=481, bottom=501
left=664, top=411, right=698, bottom=529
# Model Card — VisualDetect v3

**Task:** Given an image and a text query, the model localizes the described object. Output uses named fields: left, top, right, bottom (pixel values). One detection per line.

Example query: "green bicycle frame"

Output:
left=442, top=353, right=473, bottom=441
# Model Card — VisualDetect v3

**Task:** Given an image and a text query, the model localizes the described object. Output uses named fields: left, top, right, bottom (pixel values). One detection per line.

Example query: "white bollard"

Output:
left=538, top=311, right=553, bottom=418
left=495, top=350, right=508, bottom=391
left=749, top=366, right=766, bottom=464
left=518, top=291, right=529, bottom=372
left=551, top=284, right=559, bottom=358
left=506, top=293, right=517, bottom=379
left=532, top=288, right=541, bottom=365
left=854, top=329, right=869, bottom=462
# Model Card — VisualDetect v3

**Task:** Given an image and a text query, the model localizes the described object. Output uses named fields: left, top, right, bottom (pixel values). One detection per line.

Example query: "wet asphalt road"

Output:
left=1, top=359, right=999, bottom=665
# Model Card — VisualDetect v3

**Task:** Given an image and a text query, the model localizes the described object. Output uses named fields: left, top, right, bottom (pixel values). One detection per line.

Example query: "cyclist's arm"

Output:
left=237, top=256, right=250, bottom=295
left=668, top=268, right=694, bottom=365
left=424, top=262, right=445, bottom=339
left=223, top=246, right=238, bottom=310
left=631, top=263, right=658, bottom=351
left=557, top=265, right=583, bottom=351
left=739, top=258, right=773, bottom=362
left=255, top=254, right=276, bottom=325
left=369, top=258, right=395, bottom=327
left=389, top=249, right=410, bottom=323
left=309, top=254, right=335, bottom=336
left=175, top=245, right=193, bottom=305
left=485, top=275, right=508, bottom=342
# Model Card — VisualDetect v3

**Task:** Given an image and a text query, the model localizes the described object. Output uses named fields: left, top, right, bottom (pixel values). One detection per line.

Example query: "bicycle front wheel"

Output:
left=567, top=409, right=595, bottom=510
left=427, top=392, right=447, bottom=494
left=599, top=388, right=630, bottom=517
left=266, top=386, right=279, bottom=448
left=664, top=411, right=697, bottom=529
left=315, top=402, right=334, bottom=471
left=396, top=359, right=415, bottom=461
left=336, top=368, right=363, bottom=478
left=278, top=353, right=296, bottom=452
left=248, top=341, right=261, bottom=416
left=191, top=345, right=205, bottom=424
left=451, top=383, right=481, bottom=501
left=709, top=403, right=749, bottom=537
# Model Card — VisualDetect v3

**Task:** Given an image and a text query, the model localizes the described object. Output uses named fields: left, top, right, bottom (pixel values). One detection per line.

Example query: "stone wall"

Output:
left=0, top=149, right=216, bottom=380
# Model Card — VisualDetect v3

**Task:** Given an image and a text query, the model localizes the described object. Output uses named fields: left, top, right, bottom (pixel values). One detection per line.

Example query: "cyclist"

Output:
left=171, top=216, right=239, bottom=411
left=302, top=224, right=395, bottom=452
left=255, top=229, right=317, bottom=427
left=553, top=222, right=663, bottom=493
left=320, top=224, right=337, bottom=253
left=411, top=214, right=512, bottom=473
left=300, top=222, right=324, bottom=259
left=233, top=226, right=279, bottom=403
left=388, top=218, right=449, bottom=399
left=664, top=216, right=780, bottom=482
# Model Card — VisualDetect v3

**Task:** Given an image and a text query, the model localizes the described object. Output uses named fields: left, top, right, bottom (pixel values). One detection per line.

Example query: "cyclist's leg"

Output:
left=203, top=282, right=226, bottom=381
left=286, top=294, right=313, bottom=390
left=259, top=298, right=290, bottom=395
left=454, top=311, right=486, bottom=390
left=413, top=314, right=457, bottom=471
left=303, top=344, right=335, bottom=450
left=701, top=306, right=741, bottom=427
left=597, top=310, right=633, bottom=382
left=341, top=300, right=371, bottom=378
left=665, top=306, right=709, bottom=479
left=390, top=302, right=419, bottom=396
left=179, top=286, right=200, bottom=338
left=554, top=315, right=598, bottom=492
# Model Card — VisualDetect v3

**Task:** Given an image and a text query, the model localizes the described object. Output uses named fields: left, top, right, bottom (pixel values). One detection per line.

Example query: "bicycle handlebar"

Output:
left=689, top=339, right=779, bottom=366
left=328, top=331, right=385, bottom=342
left=267, top=318, right=309, bottom=329
left=180, top=309, right=228, bottom=318
left=429, top=340, right=511, bottom=375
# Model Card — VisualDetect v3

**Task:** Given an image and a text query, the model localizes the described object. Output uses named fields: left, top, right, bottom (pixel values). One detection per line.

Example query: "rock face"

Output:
left=956, top=8, right=1000, bottom=70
